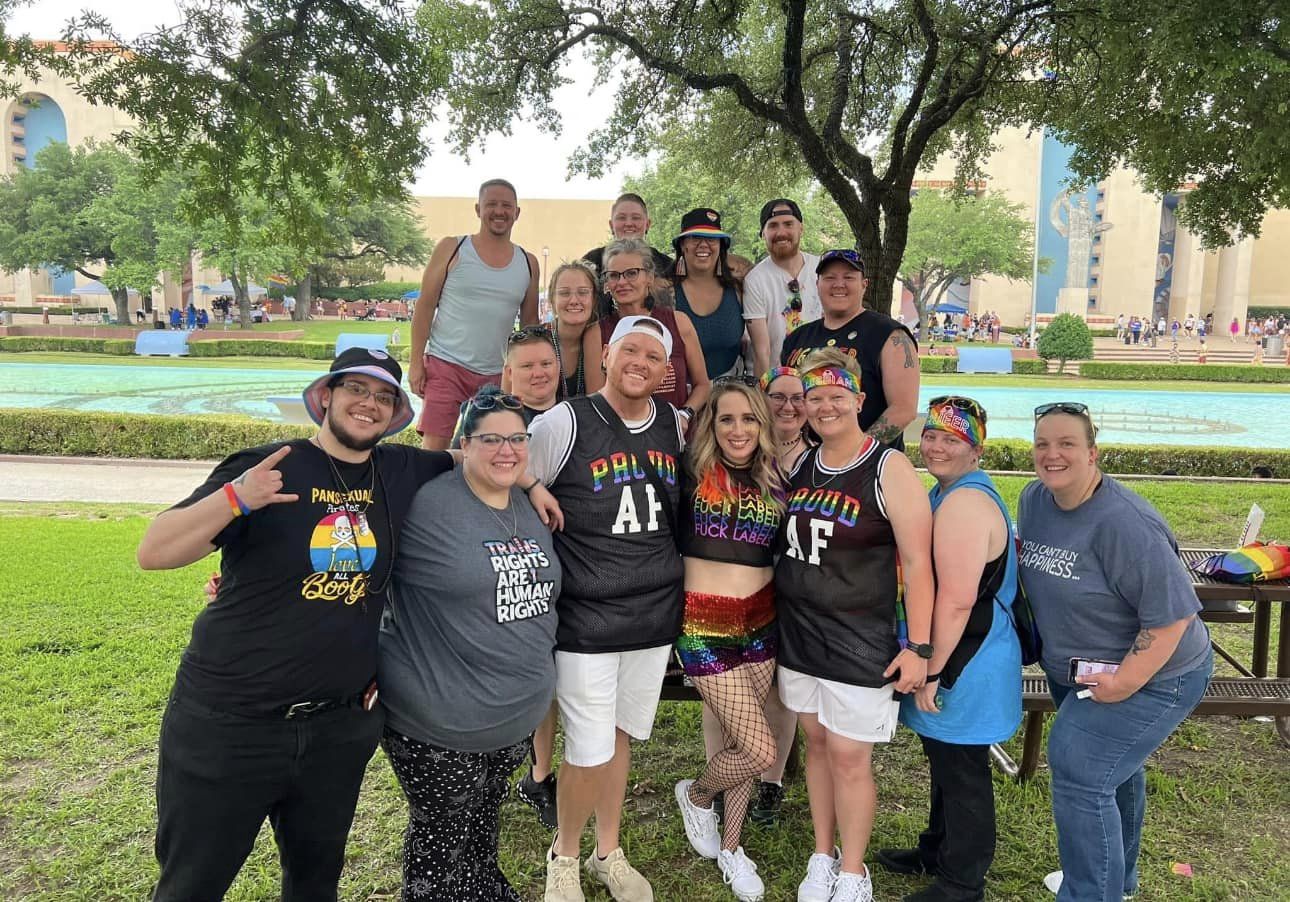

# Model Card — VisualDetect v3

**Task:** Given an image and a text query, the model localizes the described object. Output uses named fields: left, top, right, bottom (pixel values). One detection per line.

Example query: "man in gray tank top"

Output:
left=409, top=178, right=540, bottom=449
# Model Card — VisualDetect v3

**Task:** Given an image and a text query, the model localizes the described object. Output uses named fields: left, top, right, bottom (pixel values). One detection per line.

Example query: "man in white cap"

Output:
left=137, top=347, right=456, bottom=901
left=521, top=315, right=686, bottom=902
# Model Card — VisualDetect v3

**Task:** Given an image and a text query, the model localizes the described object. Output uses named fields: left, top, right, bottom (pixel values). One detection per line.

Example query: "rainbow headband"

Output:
left=924, top=401, right=986, bottom=447
left=759, top=366, right=799, bottom=392
left=801, top=366, right=861, bottom=395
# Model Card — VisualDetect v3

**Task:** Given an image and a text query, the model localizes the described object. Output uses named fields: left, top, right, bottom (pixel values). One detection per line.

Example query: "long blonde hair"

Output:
left=686, top=381, right=785, bottom=512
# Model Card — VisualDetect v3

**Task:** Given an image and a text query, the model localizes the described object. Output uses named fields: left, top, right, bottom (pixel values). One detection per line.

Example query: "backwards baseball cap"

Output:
left=816, top=248, right=867, bottom=276
left=673, top=207, right=731, bottom=252
left=760, top=198, right=803, bottom=230
left=608, top=314, right=674, bottom=359
left=302, top=346, right=415, bottom=438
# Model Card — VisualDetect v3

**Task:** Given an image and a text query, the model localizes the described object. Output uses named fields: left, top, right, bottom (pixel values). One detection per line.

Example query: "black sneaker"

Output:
left=748, top=781, right=785, bottom=826
left=876, top=847, right=937, bottom=876
left=516, top=768, right=558, bottom=829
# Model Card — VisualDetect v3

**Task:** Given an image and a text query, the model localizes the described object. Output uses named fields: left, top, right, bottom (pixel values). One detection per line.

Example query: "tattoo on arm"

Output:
left=891, top=332, right=917, bottom=368
left=867, top=414, right=902, bottom=444
left=1130, top=629, right=1156, bottom=655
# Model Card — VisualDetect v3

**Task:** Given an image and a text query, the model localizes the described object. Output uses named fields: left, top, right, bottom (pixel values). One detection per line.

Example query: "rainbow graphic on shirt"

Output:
left=692, top=470, right=782, bottom=547
left=308, top=511, right=377, bottom=574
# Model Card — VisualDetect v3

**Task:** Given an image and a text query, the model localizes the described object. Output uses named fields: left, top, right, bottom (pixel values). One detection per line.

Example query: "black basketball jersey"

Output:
left=549, top=396, right=685, bottom=652
left=774, top=439, right=900, bottom=687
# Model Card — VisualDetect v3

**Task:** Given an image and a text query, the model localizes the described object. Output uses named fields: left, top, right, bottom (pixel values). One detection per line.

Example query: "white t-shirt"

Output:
left=743, top=252, right=822, bottom=368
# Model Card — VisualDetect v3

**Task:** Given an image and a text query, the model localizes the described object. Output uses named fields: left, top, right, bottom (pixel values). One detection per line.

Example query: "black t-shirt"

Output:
left=171, top=439, right=453, bottom=712
left=780, top=310, right=916, bottom=449
left=582, top=245, right=675, bottom=316
left=679, top=465, right=781, bottom=568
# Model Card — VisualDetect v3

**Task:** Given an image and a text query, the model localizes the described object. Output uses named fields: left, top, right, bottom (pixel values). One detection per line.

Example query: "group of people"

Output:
left=136, top=178, right=1214, bottom=902
left=166, top=303, right=210, bottom=330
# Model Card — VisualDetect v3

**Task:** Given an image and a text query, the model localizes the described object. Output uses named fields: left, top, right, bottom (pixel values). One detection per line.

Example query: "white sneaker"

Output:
left=718, top=847, right=765, bottom=902
left=1043, top=870, right=1136, bottom=900
left=797, top=850, right=840, bottom=901
left=675, top=779, right=721, bottom=859
left=830, top=868, right=873, bottom=902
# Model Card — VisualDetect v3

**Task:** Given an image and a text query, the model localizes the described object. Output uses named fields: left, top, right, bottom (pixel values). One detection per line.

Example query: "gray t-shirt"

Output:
left=1017, top=475, right=1209, bottom=686
left=378, top=470, right=561, bottom=751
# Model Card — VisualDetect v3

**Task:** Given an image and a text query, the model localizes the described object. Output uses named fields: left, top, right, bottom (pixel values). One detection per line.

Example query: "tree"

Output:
left=899, top=190, right=1044, bottom=328
left=422, top=0, right=1288, bottom=313
left=0, top=142, right=183, bottom=324
left=1036, top=312, right=1094, bottom=374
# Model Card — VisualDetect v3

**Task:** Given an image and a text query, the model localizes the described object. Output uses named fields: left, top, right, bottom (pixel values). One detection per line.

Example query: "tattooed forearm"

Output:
left=867, top=415, right=902, bottom=444
left=1130, top=628, right=1156, bottom=655
left=892, top=332, right=917, bottom=368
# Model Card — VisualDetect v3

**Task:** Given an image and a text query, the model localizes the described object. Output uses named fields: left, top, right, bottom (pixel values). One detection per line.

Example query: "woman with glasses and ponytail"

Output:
left=1020, top=402, right=1211, bottom=902
left=378, top=383, right=562, bottom=901
left=776, top=348, right=934, bottom=902
left=878, top=396, right=1021, bottom=902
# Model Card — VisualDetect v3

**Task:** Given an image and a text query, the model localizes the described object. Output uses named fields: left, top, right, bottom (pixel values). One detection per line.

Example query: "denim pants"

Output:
left=153, top=689, right=384, bottom=902
left=1044, top=652, right=1211, bottom=902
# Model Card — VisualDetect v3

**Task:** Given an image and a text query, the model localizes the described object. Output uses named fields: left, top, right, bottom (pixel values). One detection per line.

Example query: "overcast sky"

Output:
left=8, top=0, right=642, bottom=199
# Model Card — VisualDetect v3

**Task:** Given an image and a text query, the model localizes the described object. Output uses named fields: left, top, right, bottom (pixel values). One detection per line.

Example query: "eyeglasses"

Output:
left=469, top=393, right=524, bottom=412
left=335, top=379, right=398, bottom=408
left=467, top=432, right=531, bottom=448
left=930, top=395, right=986, bottom=418
left=554, top=287, right=595, bottom=299
left=602, top=267, right=645, bottom=285
left=507, top=325, right=555, bottom=346
left=1034, top=401, right=1090, bottom=421
left=766, top=391, right=806, bottom=407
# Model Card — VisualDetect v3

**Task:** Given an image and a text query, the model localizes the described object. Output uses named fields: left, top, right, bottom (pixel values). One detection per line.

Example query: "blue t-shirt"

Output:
left=1016, top=476, right=1210, bottom=686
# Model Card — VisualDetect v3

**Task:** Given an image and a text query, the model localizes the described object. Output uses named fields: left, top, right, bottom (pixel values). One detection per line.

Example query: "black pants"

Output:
left=153, top=690, right=383, bottom=902
left=383, top=729, right=529, bottom=902
left=916, top=735, right=995, bottom=901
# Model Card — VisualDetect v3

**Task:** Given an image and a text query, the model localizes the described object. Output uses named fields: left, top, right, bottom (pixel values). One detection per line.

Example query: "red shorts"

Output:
left=416, top=354, right=501, bottom=438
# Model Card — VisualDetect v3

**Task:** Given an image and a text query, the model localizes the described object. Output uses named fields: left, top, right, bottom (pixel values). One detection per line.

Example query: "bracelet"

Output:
left=520, top=478, right=540, bottom=495
left=223, top=482, right=250, bottom=516
left=925, top=671, right=942, bottom=683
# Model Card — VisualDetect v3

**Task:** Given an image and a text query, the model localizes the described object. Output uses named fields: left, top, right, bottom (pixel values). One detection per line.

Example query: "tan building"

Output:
left=916, top=126, right=1290, bottom=326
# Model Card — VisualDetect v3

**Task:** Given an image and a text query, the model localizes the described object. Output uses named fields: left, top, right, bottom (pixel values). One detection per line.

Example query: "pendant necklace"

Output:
left=811, top=439, right=865, bottom=489
left=467, top=472, right=519, bottom=542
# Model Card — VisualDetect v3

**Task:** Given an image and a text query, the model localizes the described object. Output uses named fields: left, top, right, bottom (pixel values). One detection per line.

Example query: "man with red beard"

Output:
left=743, top=198, right=823, bottom=376
left=138, top=348, right=455, bottom=901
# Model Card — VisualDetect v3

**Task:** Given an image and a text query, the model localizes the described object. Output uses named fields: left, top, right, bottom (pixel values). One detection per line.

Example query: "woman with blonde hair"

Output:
left=548, top=262, right=599, bottom=398
left=776, top=348, right=934, bottom=902
left=673, top=379, right=786, bottom=901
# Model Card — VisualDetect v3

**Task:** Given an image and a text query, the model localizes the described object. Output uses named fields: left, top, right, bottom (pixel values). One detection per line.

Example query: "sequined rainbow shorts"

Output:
left=676, top=583, right=777, bottom=677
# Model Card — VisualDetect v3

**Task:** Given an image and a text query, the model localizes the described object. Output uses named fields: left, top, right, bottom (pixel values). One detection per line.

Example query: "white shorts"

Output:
left=555, top=645, right=673, bottom=767
left=778, top=666, right=900, bottom=744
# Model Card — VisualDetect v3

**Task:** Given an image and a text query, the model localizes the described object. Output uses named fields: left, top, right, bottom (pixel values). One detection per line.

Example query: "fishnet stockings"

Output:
left=690, top=659, right=777, bottom=850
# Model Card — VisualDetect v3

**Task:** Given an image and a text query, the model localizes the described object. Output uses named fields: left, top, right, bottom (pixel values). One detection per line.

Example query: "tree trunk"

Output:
left=294, top=271, right=313, bottom=321
left=230, top=269, right=252, bottom=329
left=111, top=287, right=131, bottom=326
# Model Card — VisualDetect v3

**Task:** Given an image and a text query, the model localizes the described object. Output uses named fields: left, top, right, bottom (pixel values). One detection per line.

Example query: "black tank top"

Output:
left=678, top=465, right=782, bottom=568
left=939, top=547, right=1004, bottom=689
left=549, top=396, right=684, bottom=652
left=774, top=440, right=900, bottom=687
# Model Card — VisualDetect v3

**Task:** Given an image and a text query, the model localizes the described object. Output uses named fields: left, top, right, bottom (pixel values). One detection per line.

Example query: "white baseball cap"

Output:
left=607, top=314, right=673, bottom=358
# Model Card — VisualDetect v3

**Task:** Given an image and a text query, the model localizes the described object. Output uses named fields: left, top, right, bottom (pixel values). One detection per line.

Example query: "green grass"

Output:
left=921, top=372, right=1290, bottom=394
left=0, top=492, right=1286, bottom=900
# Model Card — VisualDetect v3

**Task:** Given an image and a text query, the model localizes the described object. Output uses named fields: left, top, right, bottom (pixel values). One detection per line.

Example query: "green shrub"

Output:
left=316, top=282, right=420, bottom=301
left=187, top=339, right=335, bottom=359
left=1012, top=358, right=1050, bottom=375
left=0, top=336, right=136, bottom=355
left=1036, top=313, right=1094, bottom=373
left=1246, top=305, right=1289, bottom=321
left=0, top=305, right=107, bottom=315
left=918, top=355, right=1047, bottom=374
left=1079, top=362, right=1290, bottom=383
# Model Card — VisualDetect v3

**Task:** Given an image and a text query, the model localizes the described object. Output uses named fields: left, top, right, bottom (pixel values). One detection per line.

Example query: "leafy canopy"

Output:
left=1036, top=311, right=1094, bottom=373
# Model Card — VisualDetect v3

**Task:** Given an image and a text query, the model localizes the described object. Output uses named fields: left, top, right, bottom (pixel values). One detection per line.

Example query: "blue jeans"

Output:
left=1044, top=652, right=1211, bottom=902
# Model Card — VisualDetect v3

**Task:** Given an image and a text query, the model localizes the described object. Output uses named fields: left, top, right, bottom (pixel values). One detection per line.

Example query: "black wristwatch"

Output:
left=907, top=642, right=935, bottom=660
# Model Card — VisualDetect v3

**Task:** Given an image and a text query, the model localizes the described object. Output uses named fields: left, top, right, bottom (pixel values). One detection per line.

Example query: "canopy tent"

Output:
left=932, top=301, right=969, bottom=315
left=70, top=280, right=138, bottom=296
left=401, top=289, right=420, bottom=300
left=201, top=279, right=267, bottom=296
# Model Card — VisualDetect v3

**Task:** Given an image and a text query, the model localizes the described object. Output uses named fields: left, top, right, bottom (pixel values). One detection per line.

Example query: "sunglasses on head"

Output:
left=714, top=374, right=759, bottom=388
left=930, top=395, right=985, bottom=419
left=1034, top=401, right=1090, bottom=421
left=507, top=325, right=554, bottom=345
left=469, top=393, right=525, bottom=413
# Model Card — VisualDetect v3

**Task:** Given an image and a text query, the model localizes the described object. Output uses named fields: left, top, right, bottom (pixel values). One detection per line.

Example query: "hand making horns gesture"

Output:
left=231, top=445, right=300, bottom=510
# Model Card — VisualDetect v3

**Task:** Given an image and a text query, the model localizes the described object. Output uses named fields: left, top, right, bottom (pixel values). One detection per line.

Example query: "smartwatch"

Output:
left=907, top=642, right=935, bottom=660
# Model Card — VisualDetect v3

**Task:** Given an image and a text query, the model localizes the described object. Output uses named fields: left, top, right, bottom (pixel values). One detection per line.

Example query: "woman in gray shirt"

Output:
left=379, top=385, right=561, bottom=901
left=1018, top=403, right=1211, bottom=902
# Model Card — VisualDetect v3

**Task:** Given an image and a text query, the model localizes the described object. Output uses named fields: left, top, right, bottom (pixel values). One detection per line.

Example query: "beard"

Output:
left=325, top=405, right=384, bottom=453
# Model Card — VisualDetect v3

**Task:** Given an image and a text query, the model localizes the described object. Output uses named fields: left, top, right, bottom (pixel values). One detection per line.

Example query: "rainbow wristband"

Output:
left=223, top=482, right=250, bottom=517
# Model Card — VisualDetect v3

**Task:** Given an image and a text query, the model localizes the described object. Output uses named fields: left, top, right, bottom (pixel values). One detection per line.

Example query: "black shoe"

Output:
left=876, top=847, right=937, bottom=876
left=516, top=768, right=558, bottom=830
left=903, top=881, right=983, bottom=902
left=748, top=781, right=785, bottom=826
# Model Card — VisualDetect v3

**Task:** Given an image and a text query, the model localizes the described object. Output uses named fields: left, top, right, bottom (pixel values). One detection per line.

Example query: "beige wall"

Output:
left=384, top=196, right=618, bottom=287
left=1250, top=209, right=1290, bottom=308
left=1095, top=169, right=1162, bottom=318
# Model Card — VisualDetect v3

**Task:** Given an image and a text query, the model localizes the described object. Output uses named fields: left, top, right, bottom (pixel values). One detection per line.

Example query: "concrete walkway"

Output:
left=0, top=455, right=214, bottom=504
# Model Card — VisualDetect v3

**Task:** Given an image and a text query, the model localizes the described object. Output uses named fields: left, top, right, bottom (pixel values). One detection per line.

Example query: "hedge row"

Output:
left=314, top=282, right=420, bottom=302
left=6, top=409, right=1286, bottom=477
left=919, top=356, right=1048, bottom=375
left=0, top=305, right=108, bottom=315
left=0, top=336, right=135, bottom=354
left=1080, top=361, right=1290, bottom=383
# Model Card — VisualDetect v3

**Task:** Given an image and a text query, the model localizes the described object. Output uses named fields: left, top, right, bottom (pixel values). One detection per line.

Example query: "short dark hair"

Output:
left=613, top=193, right=648, bottom=214
left=1252, top=465, right=1274, bottom=479
left=459, top=385, right=524, bottom=437
left=478, top=178, right=517, bottom=200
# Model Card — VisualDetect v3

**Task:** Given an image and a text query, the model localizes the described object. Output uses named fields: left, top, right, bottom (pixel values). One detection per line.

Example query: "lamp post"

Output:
left=541, top=246, right=550, bottom=320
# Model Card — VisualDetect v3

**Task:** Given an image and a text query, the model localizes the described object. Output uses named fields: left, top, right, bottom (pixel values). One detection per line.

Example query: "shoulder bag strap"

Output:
left=586, top=394, right=678, bottom=533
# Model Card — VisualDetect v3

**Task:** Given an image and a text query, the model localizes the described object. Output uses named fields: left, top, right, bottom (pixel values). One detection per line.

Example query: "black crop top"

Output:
left=679, top=465, right=782, bottom=568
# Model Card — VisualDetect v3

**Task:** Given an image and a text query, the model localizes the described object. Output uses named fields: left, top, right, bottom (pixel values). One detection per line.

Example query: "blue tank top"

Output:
left=899, top=470, right=1022, bottom=744
left=674, top=283, right=744, bottom=378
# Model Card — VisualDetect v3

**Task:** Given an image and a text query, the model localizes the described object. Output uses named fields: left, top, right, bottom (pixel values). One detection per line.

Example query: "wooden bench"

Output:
left=993, top=674, right=1290, bottom=781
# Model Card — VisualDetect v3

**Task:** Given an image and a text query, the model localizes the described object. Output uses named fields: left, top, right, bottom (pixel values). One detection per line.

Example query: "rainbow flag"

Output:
left=1192, top=543, right=1290, bottom=584
left=266, top=274, right=291, bottom=289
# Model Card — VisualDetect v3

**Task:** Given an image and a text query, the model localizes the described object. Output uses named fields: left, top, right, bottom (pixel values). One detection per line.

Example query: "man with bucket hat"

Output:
left=138, top=346, right=456, bottom=901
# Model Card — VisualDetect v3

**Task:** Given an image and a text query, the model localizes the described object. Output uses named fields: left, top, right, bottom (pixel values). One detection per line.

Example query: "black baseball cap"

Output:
left=760, top=198, right=803, bottom=230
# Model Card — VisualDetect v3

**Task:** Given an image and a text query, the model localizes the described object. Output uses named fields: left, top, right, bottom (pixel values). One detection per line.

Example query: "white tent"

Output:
left=70, top=280, right=138, bottom=296
left=201, top=279, right=267, bottom=296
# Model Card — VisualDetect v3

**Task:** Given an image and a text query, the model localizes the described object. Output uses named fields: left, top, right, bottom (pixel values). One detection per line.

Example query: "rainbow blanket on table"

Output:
left=1191, top=543, right=1290, bottom=584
